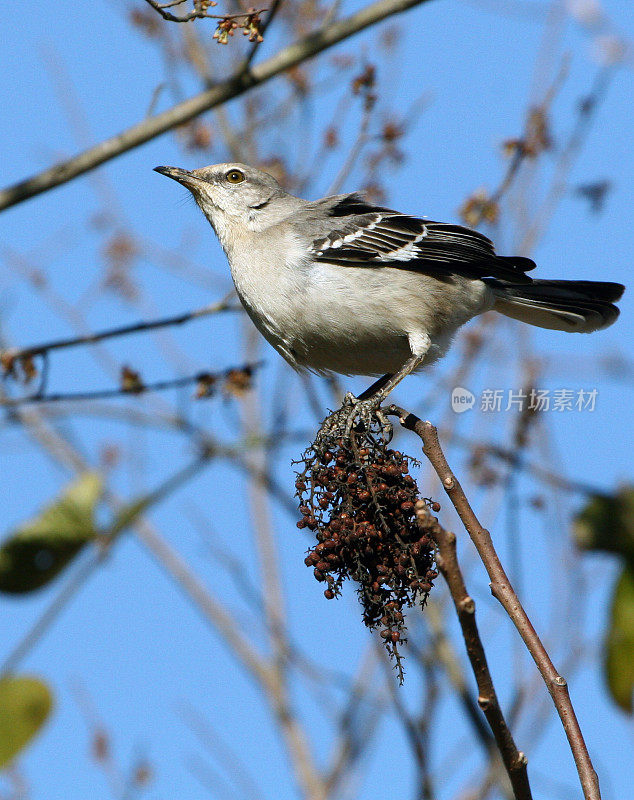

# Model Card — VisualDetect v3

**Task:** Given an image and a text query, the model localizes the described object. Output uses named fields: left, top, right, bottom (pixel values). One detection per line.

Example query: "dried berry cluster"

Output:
left=296, top=426, right=438, bottom=680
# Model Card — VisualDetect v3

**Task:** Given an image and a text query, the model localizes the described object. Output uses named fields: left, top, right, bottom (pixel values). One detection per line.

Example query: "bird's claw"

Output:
left=317, top=394, right=393, bottom=445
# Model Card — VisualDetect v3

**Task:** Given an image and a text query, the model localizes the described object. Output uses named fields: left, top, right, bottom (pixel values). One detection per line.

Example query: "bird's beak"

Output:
left=154, top=165, right=202, bottom=187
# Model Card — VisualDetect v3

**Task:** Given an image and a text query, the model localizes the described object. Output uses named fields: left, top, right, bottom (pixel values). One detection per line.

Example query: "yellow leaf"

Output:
left=0, top=676, right=53, bottom=769
left=605, top=564, right=634, bottom=713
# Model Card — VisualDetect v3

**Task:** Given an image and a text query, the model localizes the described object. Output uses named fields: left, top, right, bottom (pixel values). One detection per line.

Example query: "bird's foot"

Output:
left=317, top=392, right=393, bottom=445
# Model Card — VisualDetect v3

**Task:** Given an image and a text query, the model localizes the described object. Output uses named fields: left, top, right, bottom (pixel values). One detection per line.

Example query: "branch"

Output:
left=144, top=0, right=266, bottom=26
left=0, top=297, right=237, bottom=369
left=133, top=517, right=275, bottom=689
left=388, top=406, right=601, bottom=800
left=137, top=510, right=329, bottom=800
left=1, top=454, right=212, bottom=676
left=323, top=648, right=384, bottom=796
left=243, top=0, right=284, bottom=68
left=238, top=331, right=328, bottom=800
left=1, top=363, right=260, bottom=408
left=0, top=0, right=432, bottom=212
left=459, top=56, right=570, bottom=228
left=2, top=374, right=330, bottom=800
left=518, top=64, right=615, bottom=254
left=378, top=643, right=435, bottom=799
left=415, top=501, right=532, bottom=800
left=421, top=604, right=494, bottom=749
left=445, top=429, right=604, bottom=497
left=0, top=550, right=103, bottom=676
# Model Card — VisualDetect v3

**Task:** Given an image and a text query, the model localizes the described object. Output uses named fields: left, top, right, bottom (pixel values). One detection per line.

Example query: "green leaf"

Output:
left=0, top=473, right=102, bottom=594
left=0, top=676, right=53, bottom=769
left=574, top=487, right=634, bottom=562
left=604, top=564, right=634, bottom=713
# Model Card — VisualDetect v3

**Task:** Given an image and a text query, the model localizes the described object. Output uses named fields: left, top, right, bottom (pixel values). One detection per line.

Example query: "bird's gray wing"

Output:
left=305, top=193, right=536, bottom=284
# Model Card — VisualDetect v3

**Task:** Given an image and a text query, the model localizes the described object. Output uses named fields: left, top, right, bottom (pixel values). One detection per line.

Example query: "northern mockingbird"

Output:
left=155, top=162, right=624, bottom=428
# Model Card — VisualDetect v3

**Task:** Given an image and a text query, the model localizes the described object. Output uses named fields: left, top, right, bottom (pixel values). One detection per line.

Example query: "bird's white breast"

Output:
left=223, top=222, right=493, bottom=376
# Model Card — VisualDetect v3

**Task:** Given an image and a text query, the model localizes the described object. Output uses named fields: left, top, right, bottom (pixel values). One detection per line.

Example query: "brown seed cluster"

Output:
left=296, top=426, right=438, bottom=681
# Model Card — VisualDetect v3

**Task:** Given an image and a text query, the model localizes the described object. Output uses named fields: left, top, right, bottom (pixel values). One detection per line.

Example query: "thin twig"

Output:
left=445, top=430, right=604, bottom=498
left=518, top=65, right=615, bottom=255
left=464, top=56, right=569, bottom=229
left=0, top=363, right=260, bottom=408
left=144, top=0, right=267, bottom=25
left=243, top=0, right=284, bottom=68
left=1, top=551, right=103, bottom=676
left=415, top=501, right=532, bottom=800
left=0, top=296, right=237, bottom=367
left=378, top=643, right=435, bottom=799
left=0, top=454, right=211, bottom=676
left=179, top=703, right=264, bottom=800
left=0, top=0, right=433, bottom=212
left=239, top=326, right=328, bottom=800
left=134, top=517, right=274, bottom=688
left=323, top=647, right=384, bottom=797
left=420, top=603, right=495, bottom=750
left=388, top=406, right=601, bottom=800
left=327, top=96, right=375, bottom=194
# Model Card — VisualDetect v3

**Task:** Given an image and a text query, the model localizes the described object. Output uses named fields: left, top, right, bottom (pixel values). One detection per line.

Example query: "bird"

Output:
left=154, top=162, right=624, bottom=433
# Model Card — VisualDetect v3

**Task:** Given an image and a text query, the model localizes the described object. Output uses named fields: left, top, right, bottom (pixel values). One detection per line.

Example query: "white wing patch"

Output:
left=340, top=217, right=381, bottom=244
left=375, top=227, right=428, bottom=261
left=310, top=206, right=535, bottom=281
left=313, top=215, right=430, bottom=262
left=313, top=215, right=383, bottom=255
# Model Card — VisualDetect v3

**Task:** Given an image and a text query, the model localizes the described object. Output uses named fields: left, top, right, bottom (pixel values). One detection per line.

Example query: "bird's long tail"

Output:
left=489, top=279, right=624, bottom=333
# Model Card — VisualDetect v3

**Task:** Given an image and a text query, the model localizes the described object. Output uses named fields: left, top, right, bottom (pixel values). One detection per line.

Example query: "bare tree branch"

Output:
left=0, top=0, right=433, bottom=212
left=323, top=648, right=384, bottom=797
left=0, top=296, right=237, bottom=368
left=134, top=517, right=276, bottom=689
left=388, top=406, right=601, bottom=800
left=1, top=363, right=260, bottom=408
left=1, top=454, right=212, bottom=676
left=416, top=501, right=532, bottom=800
left=238, top=327, right=329, bottom=800
left=144, top=0, right=266, bottom=26
left=378, top=643, right=436, bottom=800
left=422, top=603, right=495, bottom=749
left=518, top=64, right=615, bottom=254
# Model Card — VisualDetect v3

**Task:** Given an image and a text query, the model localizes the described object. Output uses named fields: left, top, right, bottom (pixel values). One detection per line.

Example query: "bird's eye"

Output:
left=226, top=169, right=245, bottom=184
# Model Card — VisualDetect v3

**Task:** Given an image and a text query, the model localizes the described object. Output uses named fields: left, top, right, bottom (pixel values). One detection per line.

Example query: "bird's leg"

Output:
left=318, top=334, right=431, bottom=443
left=320, top=380, right=394, bottom=441
left=348, top=353, right=425, bottom=439
left=356, top=372, right=395, bottom=401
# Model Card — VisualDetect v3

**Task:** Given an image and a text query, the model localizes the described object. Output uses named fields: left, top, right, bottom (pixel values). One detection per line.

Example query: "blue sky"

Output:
left=1, top=1, right=633, bottom=799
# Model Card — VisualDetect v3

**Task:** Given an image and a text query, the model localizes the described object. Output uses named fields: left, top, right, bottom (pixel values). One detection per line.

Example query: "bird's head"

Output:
left=154, top=163, right=290, bottom=235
